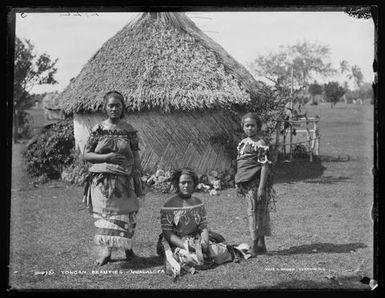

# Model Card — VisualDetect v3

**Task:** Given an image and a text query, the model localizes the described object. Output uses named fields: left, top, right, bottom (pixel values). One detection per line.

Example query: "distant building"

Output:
left=42, top=92, right=65, bottom=121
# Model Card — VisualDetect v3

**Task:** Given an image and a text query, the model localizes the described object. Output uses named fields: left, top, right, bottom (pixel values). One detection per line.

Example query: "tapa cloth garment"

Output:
left=93, top=213, right=137, bottom=249
left=234, top=137, right=271, bottom=184
left=157, top=233, right=233, bottom=277
left=158, top=197, right=246, bottom=277
left=235, top=137, right=276, bottom=238
left=82, top=124, right=143, bottom=215
left=243, top=179, right=273, bottom=238
left=160, top=200, right=208, bottom=238
left=88, top=162, right=132, bottom=175
left=89, top=170, right=139, bottom=215
left=83, top=124, right=143, bottom=249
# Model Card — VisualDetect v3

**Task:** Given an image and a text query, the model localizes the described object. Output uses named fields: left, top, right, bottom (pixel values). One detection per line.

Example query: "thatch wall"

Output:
left=74, top=110, right=239, bottom=175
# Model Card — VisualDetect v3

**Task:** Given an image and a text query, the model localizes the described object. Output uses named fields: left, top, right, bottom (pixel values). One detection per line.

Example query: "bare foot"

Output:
left=95, top=247, right=111, bottom=266
left=248, top=238, right=267, bottom=257
left=255, top=237, right=267, bottom=254
left=255, top=245, right=267, bottom=254
left=95, top=255, right=110, bottom=266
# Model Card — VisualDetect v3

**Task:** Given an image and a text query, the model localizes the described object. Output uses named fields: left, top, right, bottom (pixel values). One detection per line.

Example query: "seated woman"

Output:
left=156, top=168, right=250, bottom=278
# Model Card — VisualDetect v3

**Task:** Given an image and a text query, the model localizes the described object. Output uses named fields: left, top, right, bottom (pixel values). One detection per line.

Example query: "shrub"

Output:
left=292, top=144, right=309, bottom=159
left=61, top=151, right=89, bottom=186
left=323, top=81, right=345, bottom=106
left=23, top=118, right=75, bottom=179
left=17, top=110, right=34, bottom=139
left=302, top=96, right=311, bottom=105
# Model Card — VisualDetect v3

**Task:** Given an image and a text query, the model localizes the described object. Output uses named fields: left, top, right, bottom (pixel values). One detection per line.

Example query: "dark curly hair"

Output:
left=103, top=90, right=126, bottom=119
left=241, top=112, right=262, bottom=132
left=170, top=168, right=199, bottom=193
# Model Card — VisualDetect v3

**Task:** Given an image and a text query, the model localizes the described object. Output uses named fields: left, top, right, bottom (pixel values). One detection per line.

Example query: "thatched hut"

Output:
left=59, top=12, right=268, bottom=175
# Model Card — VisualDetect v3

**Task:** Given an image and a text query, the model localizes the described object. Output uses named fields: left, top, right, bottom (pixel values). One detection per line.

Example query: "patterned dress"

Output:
left=158, top=195, right=233, bottom=276
left=234, top=137, right=276, bottom=239
left=83, top=123, right=143, bottom=250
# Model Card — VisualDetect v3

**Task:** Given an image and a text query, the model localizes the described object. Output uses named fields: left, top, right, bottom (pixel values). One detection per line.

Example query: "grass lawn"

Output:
left=9, top=102, right=374, bottom=290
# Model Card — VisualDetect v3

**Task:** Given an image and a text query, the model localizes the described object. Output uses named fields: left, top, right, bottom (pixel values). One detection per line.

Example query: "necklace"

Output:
left=237, top=138, right=269, bottom=155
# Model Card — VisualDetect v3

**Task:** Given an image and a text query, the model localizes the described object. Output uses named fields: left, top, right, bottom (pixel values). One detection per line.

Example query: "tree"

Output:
left=350, top=65, right=364, bottom=88
left=345, top=82, right=373, bottom=104
left=13, top=37, right=58, bottom=142
left=344, top=5, right=377, bottom=107
left=339, top=60, right=350, bottom=75
left=323, top=81, right=345, bottom=108
left=357, top=82, right=373, bottom=101
left=342, top=81, right=350, bottom=104
left=339, top=60, right=365, bottom=89
left=344, top=6, right=372, bottom=19
left=308, top=81, right=322, bottom=105
left=249, top=41, right=336, bottom=100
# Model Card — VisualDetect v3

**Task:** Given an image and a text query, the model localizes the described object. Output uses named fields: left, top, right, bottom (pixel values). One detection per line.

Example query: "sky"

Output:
left=14, top=10, right=375, bottom=94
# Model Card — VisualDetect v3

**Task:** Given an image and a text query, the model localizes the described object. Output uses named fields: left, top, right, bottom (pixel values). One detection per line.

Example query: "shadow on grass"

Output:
left=303, top=176, right=350, bottom=184
left=273, top=154, right=355, bottom=184
left=117, top=255, right=163, bottom=270
left=318, top=154, right=352, bottom=162
left=273, top=158, right=327, bottom=184
left=269, top=242, right=367, bottom=256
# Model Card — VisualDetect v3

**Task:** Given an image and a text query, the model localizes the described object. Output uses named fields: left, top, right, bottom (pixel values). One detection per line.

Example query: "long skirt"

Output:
left=156, top=232, right=233, bottom=277
left=237, top=176, right=276, bottom=239
left=84, top=172, right=139, bottom=250
left=93, top=212, right=137, bottom=250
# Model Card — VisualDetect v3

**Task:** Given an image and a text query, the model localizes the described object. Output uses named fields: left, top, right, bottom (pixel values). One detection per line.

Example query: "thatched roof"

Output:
left=60, top=12, right=266, bottom=114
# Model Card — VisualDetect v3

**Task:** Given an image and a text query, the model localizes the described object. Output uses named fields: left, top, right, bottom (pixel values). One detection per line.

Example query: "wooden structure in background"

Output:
left=277, top=116, right=320, bottom=162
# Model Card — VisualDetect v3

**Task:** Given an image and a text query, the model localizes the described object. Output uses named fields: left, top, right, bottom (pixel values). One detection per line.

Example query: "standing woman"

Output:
left=234, top=112, right=276, bottom=257
left=83, top=91, right=144, bottom=266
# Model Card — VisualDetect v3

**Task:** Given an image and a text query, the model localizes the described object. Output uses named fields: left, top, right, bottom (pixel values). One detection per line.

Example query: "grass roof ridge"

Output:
left=59, top=12, right=266, bottom=114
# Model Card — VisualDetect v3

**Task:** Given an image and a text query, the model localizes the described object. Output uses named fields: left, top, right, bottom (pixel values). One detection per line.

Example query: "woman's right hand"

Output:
left=105, top=152, right=126, bottom=165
